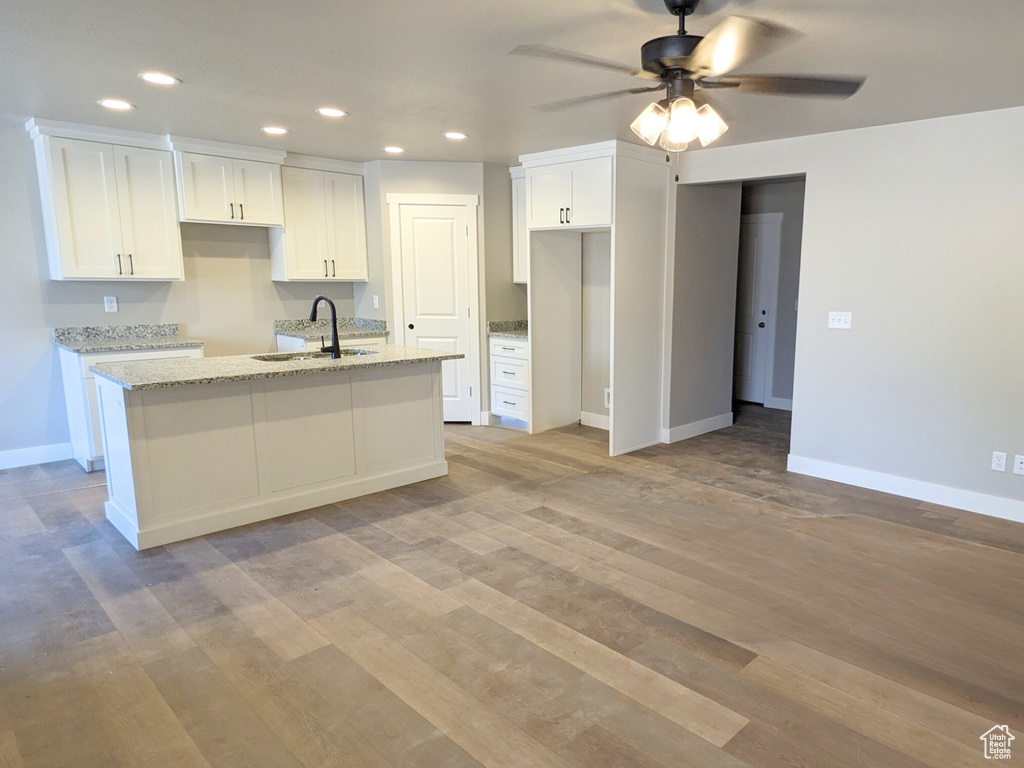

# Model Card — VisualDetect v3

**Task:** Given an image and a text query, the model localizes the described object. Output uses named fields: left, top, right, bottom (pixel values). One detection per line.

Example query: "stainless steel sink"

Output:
left=252, top=349, right=378, bottom=362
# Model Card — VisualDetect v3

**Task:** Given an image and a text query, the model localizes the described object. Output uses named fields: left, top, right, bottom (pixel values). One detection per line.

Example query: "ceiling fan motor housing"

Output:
left=663, top=0, right=700, bottom=15
left=641, top=35, right=702, bottom=75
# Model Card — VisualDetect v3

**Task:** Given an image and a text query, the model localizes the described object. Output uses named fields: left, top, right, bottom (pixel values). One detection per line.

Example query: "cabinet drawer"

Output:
left=489, top=337, right=529, bottom=360
left=491, top=356, right=529, bottom=391
left=80, top=347, right=203, bottom=379
left=491, top=385, right=530, bottom=422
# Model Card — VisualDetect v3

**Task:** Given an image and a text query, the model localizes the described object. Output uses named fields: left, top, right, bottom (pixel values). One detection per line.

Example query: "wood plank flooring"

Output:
left=2, top=403, right=1023, bottom=767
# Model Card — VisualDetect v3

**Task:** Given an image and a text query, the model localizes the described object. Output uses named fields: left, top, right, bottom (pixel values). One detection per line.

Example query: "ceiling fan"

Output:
left=511, top=0, right=865, bottom=151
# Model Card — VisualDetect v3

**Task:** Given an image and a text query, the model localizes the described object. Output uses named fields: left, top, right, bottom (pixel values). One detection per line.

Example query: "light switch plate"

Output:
left=103, top=296, right=118, bottom=313
left=372, top=294, right=379, bottom=309
left=828, top=311, right=852, bottom=329
left=1014, top=455, right=1024, bottom=476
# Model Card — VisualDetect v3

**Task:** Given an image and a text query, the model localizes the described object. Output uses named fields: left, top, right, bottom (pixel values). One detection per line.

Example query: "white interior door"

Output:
left=397, top=204, right=473, bottom=421
left=733, top=217, right=781, bottom=403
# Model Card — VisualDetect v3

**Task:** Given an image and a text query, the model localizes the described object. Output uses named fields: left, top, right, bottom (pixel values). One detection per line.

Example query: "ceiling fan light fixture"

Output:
left=662, top=97, right=699, bottom=150
left=630, top=101, right=669, bottom=146
left=696, top=104, right=728, bottom=147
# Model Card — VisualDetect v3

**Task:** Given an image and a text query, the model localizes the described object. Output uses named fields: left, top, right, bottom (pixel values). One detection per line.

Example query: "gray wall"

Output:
left=669, top=182, right=743, bottom=428
left=677, top=106, right=1024, bottom=508
left=581, top=232, right=610, bottom=418
left=741, top=177, right=805, bottom=401
left=0, top=115, right=353, bottom=456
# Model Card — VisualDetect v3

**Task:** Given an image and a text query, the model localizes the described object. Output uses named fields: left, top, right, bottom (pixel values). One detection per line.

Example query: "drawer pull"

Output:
left=503, top=400, right=516, bottom=406
left=501, top=370, right=514, bottom=376
left=500, top=346, right=515, bottom=352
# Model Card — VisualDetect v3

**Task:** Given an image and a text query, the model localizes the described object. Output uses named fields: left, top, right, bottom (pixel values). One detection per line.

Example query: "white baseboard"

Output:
left=787, top=454, right=1024, bottom=525
left=580, top=411, right=610, bottom=431
left=764, top=396, right=793, bottom=411
left=661, top=412, right=733, bottom=444
left=0, top=442, right=73, bottom=470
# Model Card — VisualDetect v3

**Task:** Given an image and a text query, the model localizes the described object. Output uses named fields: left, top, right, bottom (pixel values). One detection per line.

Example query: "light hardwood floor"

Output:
left=2, top=404, right=1022, bottom=767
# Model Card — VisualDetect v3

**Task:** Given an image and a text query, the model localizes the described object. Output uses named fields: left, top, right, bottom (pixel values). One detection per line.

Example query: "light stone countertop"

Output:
left=487, top=330, right=528, bottom=340
left=53, top=323, right=204, bottom=354
left=486, top=320, right=528, bottom=341
left=91, top=345, right=463, bottom=391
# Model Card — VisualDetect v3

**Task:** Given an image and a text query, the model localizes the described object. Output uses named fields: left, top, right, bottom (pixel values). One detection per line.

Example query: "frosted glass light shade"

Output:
left=659, top=98, right=698, bottom=152
left=630, top=102, right=669, bottom=146
left=696, top=104, right=729, bottom=147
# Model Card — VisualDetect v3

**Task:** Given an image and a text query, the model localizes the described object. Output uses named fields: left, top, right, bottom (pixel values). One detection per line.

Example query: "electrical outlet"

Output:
left=604, top=388, right=611, bottom=409
left=103, top=296, right=118, bottom=313
left=372, top=294, right=379, bottom=310
left=827, top=311, right=852, bottom=329
left=992, top=451, right=1007, bottom=472
left=1014, top=455, right=1024, bottom=476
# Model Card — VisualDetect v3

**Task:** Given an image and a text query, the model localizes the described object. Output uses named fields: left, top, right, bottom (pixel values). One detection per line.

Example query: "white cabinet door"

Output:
left=279, top=167, right=331, bottom=279
left=325, top=171, right=368, bottom=280
left=569, top=157, right=613, bottom=228
left=177, top=152, right=235, bottom=222
left=511, top=175, right=528, bottom=283
left=526, top=165, right=571, bottom=229
left=233, top=159, right=284, bottom=226
left=113, top=146, right=184, bottom=280
left=48, top=138, right=123, bottom=278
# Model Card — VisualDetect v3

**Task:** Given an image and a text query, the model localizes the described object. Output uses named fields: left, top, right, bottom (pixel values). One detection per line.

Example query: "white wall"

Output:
left=0, top=115, right=353, bottom=459
left=741, top=178, right=805, bottom=403
left=677, top=106, right=1024, bottom=519
left=581, top=232, right=610, bottom=419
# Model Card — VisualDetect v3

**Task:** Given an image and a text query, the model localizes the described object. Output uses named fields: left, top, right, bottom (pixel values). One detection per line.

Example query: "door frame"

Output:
left=738, top=213, right=789, bottom=410
left=386, top=193, right=483, bottom=425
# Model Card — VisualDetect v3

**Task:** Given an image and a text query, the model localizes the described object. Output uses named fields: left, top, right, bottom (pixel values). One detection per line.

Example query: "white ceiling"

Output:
left=3, top=0, right=1024, bottom=165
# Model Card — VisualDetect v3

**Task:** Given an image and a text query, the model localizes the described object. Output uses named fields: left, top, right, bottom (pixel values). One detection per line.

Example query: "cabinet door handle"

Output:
left=324, top=260, right=328, bottom=277
left=331, top=259, right=336, bottom=277
left=230, top=202, right=235, bottom=220
left=116, top=254, right=122, bottom=275
left=566, top=207, right=570, bottom=224
left=239, top=203, right=244, bottom=220
left=559, top=207, right=564, bottom=224
left=128, top=254, right=134, bottom=275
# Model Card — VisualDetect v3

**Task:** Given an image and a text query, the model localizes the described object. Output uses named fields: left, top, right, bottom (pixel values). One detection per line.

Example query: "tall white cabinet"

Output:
left=522, top=141, right=670, bottom=456
left=509, top=166, right=528, bottom=285
left=269, top=157, right=369, bottom=281
left=28, top=120, right=184, bottom=281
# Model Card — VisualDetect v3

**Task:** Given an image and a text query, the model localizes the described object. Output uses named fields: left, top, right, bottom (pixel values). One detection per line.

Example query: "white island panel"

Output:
left=95, top=356, right=450, bottom=550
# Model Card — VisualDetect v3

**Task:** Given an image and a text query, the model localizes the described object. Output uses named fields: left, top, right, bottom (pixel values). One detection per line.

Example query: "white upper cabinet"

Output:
left=30, top=123, right=184, bottom=281
left=510, top=167, right=528, bottom=284
left=524, top=156, right=613, bottom=230
left=270, top=164, right=368, bottom=282
left=175, top=151, right=284, bottom=226
left=113, top=146, right=183, bottom=279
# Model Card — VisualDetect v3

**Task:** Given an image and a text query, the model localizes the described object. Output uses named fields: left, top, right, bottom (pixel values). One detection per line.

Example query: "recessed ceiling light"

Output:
left=316, top=107, right=347, bottom=118
left=383, top=146, right=405, bottom=154
left=261, top=126, right=288, bottom=135
left=444, top=131, right=468, bottom=140
left=138, top=72, right=180, bottom=86
left=98, top=98, right=134, bottom=111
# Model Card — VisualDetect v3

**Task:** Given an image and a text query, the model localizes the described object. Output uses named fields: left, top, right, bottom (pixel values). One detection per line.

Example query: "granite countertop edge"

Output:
left=487, top=331, right=529, bottom=340
left=56, top=337, right=206, bottom=354
left=277, top=329, right=391, bottom=341
left=91, top=347, right=463, bottom=391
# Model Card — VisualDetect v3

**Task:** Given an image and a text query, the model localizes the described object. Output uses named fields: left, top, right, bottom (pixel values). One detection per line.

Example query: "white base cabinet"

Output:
left=28, top=122, right=185, bottom=281
left=275, top=334, right=385, bottom=353
left=269, top=166, right=369, bottom=281
left=59, top=346, right=204, bottom=471
left=489, top=337, right=530, bottom=426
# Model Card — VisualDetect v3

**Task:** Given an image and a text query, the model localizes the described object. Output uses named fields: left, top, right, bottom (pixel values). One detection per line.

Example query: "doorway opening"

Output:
left=732, top=177, right=805, bottom=415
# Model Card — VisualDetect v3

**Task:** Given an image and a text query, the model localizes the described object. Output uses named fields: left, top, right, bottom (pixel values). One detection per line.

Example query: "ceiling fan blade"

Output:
left=534, top=86, right=665, bottom=113
left=686, top=16, right=799, bottom=76
left=698, top=74, right=864, bottom=97
left=510, top=44, right=660, bottom=81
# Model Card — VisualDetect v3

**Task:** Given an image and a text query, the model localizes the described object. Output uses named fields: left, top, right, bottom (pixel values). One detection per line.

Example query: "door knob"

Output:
left=408, top=324, right=415, bottom=329
left=758, top=322, right=766, bottom=328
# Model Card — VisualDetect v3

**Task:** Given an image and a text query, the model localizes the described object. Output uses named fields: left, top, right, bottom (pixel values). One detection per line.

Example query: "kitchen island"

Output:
left=92, top=345, right=462, bottom=550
